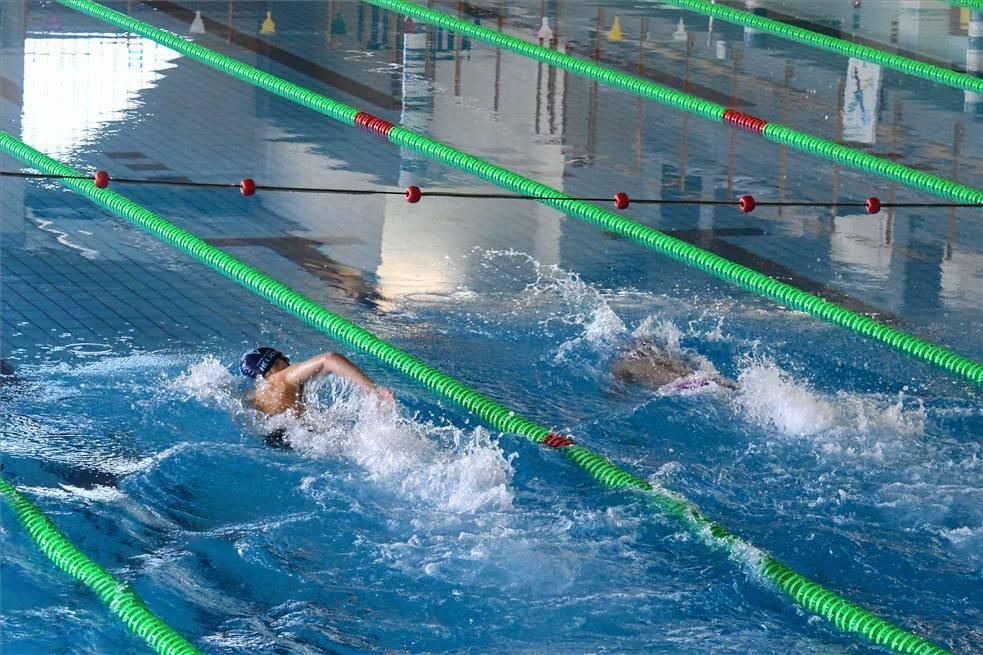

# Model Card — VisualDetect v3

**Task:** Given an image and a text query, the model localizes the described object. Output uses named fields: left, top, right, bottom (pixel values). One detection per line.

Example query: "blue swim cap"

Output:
left=240, top=347, right=287, bottom=378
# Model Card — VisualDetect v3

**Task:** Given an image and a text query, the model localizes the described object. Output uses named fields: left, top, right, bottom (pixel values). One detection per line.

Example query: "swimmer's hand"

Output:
left=374, top=387, right=395, bottom=403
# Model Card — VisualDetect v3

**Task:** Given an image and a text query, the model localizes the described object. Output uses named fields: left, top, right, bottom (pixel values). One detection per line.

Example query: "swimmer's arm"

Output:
left=284, top=353, right=392, bottom=399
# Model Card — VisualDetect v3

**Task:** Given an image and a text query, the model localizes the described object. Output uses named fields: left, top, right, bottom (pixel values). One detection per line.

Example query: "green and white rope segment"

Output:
left=360, top=0, right=983, bottom=207
left=1, top=129, right=955, bottom=655
left=0, top=476, right=202, bottom=655
left=53, top=0, right=983, bottom=388
left=948, top=1, right=983, bottom=10
left=654, top=0, right=983, bottom=96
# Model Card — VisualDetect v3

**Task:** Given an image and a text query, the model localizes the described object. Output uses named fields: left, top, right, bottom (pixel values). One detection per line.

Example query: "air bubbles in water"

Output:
left=285, top=378, right=516, bottom=514
left=734, top=357, right=926, bottom=446
left=171, top=355, right=237, bottom=405
left=735, top=359, right=836, bottom=435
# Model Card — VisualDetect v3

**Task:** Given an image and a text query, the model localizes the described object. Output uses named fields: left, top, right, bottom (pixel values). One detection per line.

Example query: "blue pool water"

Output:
left=2, top=1, right=982, bottom=653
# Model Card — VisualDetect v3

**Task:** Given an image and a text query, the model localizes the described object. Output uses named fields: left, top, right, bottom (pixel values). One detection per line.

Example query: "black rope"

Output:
left=3, top=170, right=981, bottom=209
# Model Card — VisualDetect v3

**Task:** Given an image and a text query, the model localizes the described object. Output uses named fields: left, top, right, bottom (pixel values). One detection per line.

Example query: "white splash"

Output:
left=735, top=360, right=837, bottom=435
left=170, top=355, right=238, bottom=405
left=512, top=256, right=627, bottom=360
left=632, top=317, right=682, bottom=352
left=734, top=358, right=926, bottom=444
left=271, top=378, right=515, bottom=514
left=940, top=525, right=982, bottom=546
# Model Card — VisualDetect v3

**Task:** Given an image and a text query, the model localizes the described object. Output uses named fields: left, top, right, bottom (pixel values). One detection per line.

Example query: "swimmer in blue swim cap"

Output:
left=240, top=347, right=393, bottom=416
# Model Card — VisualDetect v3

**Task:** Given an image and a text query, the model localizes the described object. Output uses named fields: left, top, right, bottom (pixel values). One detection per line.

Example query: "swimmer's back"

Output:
left=611, top=341, right=738, bottom=391
left=611, top=342, right=694, bottom=388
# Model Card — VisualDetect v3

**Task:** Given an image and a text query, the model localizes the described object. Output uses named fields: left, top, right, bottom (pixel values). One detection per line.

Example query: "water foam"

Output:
left=734, top=357, right=926, bottom=444
left=283, top=378, right=515, bottom=514
left=735, top=360, right=837, bottom=435
left=19, top=484, right=125, bottom=503
left=632, top=316, right=684, bottom=351
left=509, top=255, right=728, bottom=381
left=512, top=255, right=628, bottom=361
left=939, top=525, right=983, bottom=563
left=170, top=355, right=238, bottom=407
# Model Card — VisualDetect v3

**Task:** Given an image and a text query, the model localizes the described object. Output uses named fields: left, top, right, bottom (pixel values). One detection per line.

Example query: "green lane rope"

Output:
left=947, top=1, right=983, bottom=10
left=54, top=0, right=983, bottom=388
left=1, top=129, right=954, bottom=655
left=0, top=476, right=202, bottom=655
left=760, top=122, right=981, bottom=204
left=359, top=0, right=983, bottom=206
left=656, top=0, right=983, bottom=96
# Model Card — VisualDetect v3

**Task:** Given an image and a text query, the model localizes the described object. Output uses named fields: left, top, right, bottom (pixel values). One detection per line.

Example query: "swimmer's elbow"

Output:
left=318, top=352, right=342, bottom=371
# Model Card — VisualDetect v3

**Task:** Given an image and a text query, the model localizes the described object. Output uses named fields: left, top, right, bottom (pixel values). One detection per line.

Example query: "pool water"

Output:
left=2, top=1, right=982, bottom=653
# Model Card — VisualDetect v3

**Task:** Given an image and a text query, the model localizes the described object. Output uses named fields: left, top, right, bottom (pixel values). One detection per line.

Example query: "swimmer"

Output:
left=240, top=347, right=393, bottom=417
left=610, top=340, right=738, bottom=392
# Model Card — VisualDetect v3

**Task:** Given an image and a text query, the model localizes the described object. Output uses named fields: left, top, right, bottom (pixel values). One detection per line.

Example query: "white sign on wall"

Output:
left=842, top=58, right=882, bottom=144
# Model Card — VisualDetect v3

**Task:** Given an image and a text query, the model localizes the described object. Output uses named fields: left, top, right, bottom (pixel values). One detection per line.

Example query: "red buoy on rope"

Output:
left=865, top=196, right=881, bottom=214
left=739, top=194, right=756, bottom=213
left=240, top=178, right=256, bottom=196
left=94, top=170, right=110, bottom=188
left=613, top=192, right=630, bottom=210
left=405, top=185, right=422, bottom=203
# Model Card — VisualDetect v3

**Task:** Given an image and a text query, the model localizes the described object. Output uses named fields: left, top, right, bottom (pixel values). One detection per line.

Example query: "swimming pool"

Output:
left=2, top=0, right=982, bottom=652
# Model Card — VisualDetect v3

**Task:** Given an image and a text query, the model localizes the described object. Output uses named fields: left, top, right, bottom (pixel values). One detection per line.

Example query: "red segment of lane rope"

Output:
left=405, top=185, right=422, bottom=203
left=353, top=111, right=395, bottom=136
left=722, top=109, right=768, bottom=134
left=240, top=178, right=256, bottom=196
left=542, top=432, right=575, bottom=448
left=94, top=170, right=109, bottom=188
left=866, top=196, right=881, bottom=214
left=614, top=192, right=630, bottom=210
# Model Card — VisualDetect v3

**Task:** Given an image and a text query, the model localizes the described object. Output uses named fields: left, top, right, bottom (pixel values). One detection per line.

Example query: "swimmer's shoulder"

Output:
left=242, top=385, right=277, bottom=415
left=250, top=377, right=302, bottom=416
